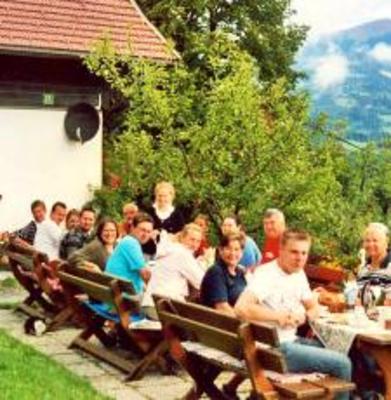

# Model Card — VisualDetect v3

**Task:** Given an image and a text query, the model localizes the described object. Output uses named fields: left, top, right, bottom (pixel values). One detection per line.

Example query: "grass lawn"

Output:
left=0, top=329, right=110, bottom=400
left=0, top=302, right=18, bottom=310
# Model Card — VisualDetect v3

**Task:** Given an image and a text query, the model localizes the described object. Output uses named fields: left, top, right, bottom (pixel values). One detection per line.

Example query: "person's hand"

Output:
left=313, top=287, right=344, bottom=306
left=313, top=287, right=332, bottom=304
left=150, top=229, right=160, bottom=241
left=290, top=312, right=306, bottom=326
left=277, top=311, right=298, bottom=328
left=81, top=261, right=101, bottom=273
left=140, top=266, right=152, bottom=282
left=384, top=298, right=391, bottom=306
left=306, top=308, right=319, bottom=322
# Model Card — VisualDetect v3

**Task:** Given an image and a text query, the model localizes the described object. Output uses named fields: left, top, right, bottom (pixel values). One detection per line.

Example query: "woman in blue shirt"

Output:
left=200, top=232, right=247, bottom=316
left=200, top=231, right=248, bottom=397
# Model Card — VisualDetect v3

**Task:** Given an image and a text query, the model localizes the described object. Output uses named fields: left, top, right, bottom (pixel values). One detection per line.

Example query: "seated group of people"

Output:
left=4, top=181, right=391, bottom=400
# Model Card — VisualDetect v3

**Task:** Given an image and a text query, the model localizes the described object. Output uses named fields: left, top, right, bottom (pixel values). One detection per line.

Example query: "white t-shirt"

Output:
left=246, top=260, right=313, bottom=343
left=33, top=220, right=63, bottom=261
left=142, top=241, right=205, bottom=307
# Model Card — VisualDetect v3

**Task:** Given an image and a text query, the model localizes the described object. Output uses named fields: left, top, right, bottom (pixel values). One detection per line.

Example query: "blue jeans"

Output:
left=280, top=338, right=352, bottom=400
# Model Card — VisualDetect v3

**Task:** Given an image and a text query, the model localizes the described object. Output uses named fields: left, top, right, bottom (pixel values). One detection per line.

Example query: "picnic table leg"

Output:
left=125, top=340, right=168, bottom=381
left=185, top=353, right=231, bottom=400
left=45, top=305, right=74, bottom=332
left=362, top=344, right=391, bottom=399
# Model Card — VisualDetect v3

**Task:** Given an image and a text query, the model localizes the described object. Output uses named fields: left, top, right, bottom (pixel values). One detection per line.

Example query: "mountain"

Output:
left=297, top=19, right=391, bottom=142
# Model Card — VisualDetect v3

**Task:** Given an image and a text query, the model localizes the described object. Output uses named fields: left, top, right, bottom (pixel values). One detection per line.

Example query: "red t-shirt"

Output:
left=261, top=237, right=280, bottom=264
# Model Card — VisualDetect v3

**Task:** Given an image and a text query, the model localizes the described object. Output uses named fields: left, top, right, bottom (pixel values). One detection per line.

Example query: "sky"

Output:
left=291, top=0, right=391, bottom=38
left=291, top=1, right=391, bottom=90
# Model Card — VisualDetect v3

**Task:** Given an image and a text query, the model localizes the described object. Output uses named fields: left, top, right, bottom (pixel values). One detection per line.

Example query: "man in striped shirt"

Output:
left=13, top=200, right=47, bottom=245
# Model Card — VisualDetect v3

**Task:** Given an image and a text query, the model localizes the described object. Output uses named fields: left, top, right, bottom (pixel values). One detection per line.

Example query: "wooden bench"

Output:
left=44, top=263, right=122, bottom=332
left=57, top=264, right=167, bottom=380
left=155, top=297, right=355, bottom=399
left=6, top=242, right=60, bottom=319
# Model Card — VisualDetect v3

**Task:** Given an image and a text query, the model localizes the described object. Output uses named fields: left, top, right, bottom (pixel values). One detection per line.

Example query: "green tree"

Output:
left=85, top=36, right=358, bottom=258
left=137, top=0, right=308, bottom=85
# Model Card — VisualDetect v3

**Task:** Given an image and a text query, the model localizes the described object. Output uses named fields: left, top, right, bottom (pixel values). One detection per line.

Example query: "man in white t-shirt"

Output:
left=34, top=201, right=67, bottom=260
left=235, top=229, right=352, bottom=400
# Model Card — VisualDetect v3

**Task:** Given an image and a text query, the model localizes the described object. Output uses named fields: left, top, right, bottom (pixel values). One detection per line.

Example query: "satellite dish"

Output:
left=64, top=102, right=100, bottom=144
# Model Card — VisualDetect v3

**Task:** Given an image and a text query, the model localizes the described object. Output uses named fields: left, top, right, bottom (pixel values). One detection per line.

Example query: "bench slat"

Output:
left=62, top=264, right=113, bottom=285
left=161, top=298, right=240, bottom=332
left=156, top=296, right=280, bottom=347
left=7, top=251, right=34, bottom=270
left=57, top=271, right=113, bottom=304
left=155, top=297, right=354, bottom=399
left=158, top=310, right=242, bottom=358
left=251, top=323, right=280, bottom=347
left=272, top=381, right=326, bottom=399
left=255, top=346, right=286, bottom=374
left=308, top=376, right=356, bottom=394
left=61, top=264, right=136, bottom=295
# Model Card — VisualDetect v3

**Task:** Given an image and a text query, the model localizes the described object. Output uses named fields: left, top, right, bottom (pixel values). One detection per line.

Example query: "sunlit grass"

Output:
left=0, top=329, right=110, bottom=400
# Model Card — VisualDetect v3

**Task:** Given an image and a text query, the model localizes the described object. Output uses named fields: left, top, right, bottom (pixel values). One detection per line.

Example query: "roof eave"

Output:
left=0, top=44, right=179, bottom=63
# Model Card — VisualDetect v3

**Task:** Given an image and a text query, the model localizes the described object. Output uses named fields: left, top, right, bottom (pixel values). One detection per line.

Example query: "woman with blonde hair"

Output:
left=142, top=223, right=205, bottom=320
left=359, top=222, right=391, bottom=276
left=149, top=181, right=185, bottom=235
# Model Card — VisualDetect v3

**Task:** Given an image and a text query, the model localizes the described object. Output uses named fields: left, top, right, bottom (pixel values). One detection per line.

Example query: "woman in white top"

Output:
left=142, top=181, right=185, bottom=258
left=359, top=222, right=391, bottom=277
left=142, top=223, right=205, bottom=320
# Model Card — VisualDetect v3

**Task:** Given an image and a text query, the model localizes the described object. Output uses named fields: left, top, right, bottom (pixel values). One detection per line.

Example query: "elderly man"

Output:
left=235, top=229, right=352, bottom=400
left=119, top=202, right=139, bottom=237
left=261, top=208, right=286, bottom=264
left=105, top=212, right=154, bottom=294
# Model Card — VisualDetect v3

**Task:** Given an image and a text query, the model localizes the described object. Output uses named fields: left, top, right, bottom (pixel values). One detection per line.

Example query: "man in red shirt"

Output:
left=261, top=208, right=286, bottom=264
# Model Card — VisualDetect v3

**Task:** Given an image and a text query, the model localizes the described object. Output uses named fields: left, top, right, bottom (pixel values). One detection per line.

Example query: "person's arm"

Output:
left=59, top=233, right=69, bottom=260
left=300, top=271, right=320, bottom=321
left=181, top=255, right=205, bottom=290
left=121, top=239, right=151, bottom=282
left=12, top=236, right=35, bottom=251
left=215, top=301, right=236, bottom=317
left=302, top=297, right=319, bottom=322
left=201, top=268, right=232, bottom=312
left=13, top=221, right=36, bottom=245
left=235, top=290, right=297, bottom=328
left=140, top=267, right=151, bottom=283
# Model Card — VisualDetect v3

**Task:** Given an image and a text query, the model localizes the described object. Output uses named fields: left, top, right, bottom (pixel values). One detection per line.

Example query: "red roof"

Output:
left=0, top=0, right=176, bottom=61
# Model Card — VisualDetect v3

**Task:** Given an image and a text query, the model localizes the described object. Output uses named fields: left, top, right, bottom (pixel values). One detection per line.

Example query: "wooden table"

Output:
left=357, top=333, right=391, bottom=399
left=312, top=314, right=391, bottom=398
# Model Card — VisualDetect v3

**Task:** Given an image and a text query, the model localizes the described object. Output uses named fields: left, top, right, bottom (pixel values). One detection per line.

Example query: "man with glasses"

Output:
left=105, top=212, right=154, bottom=294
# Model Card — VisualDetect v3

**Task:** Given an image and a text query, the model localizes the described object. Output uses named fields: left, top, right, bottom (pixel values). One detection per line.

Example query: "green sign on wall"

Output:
left=42, top=92, right=55, bottom=106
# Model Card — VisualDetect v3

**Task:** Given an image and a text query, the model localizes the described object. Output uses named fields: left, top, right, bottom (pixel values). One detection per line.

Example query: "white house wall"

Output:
left=0, top=108, right=102, bottom=231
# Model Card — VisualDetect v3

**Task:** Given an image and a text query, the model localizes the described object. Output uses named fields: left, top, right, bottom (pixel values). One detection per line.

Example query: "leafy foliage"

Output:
left=136, top=0, right=308, bottom=85
left=85, top=7, right=391, bottom=264
left=85, top=36, right=360, bottom=257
